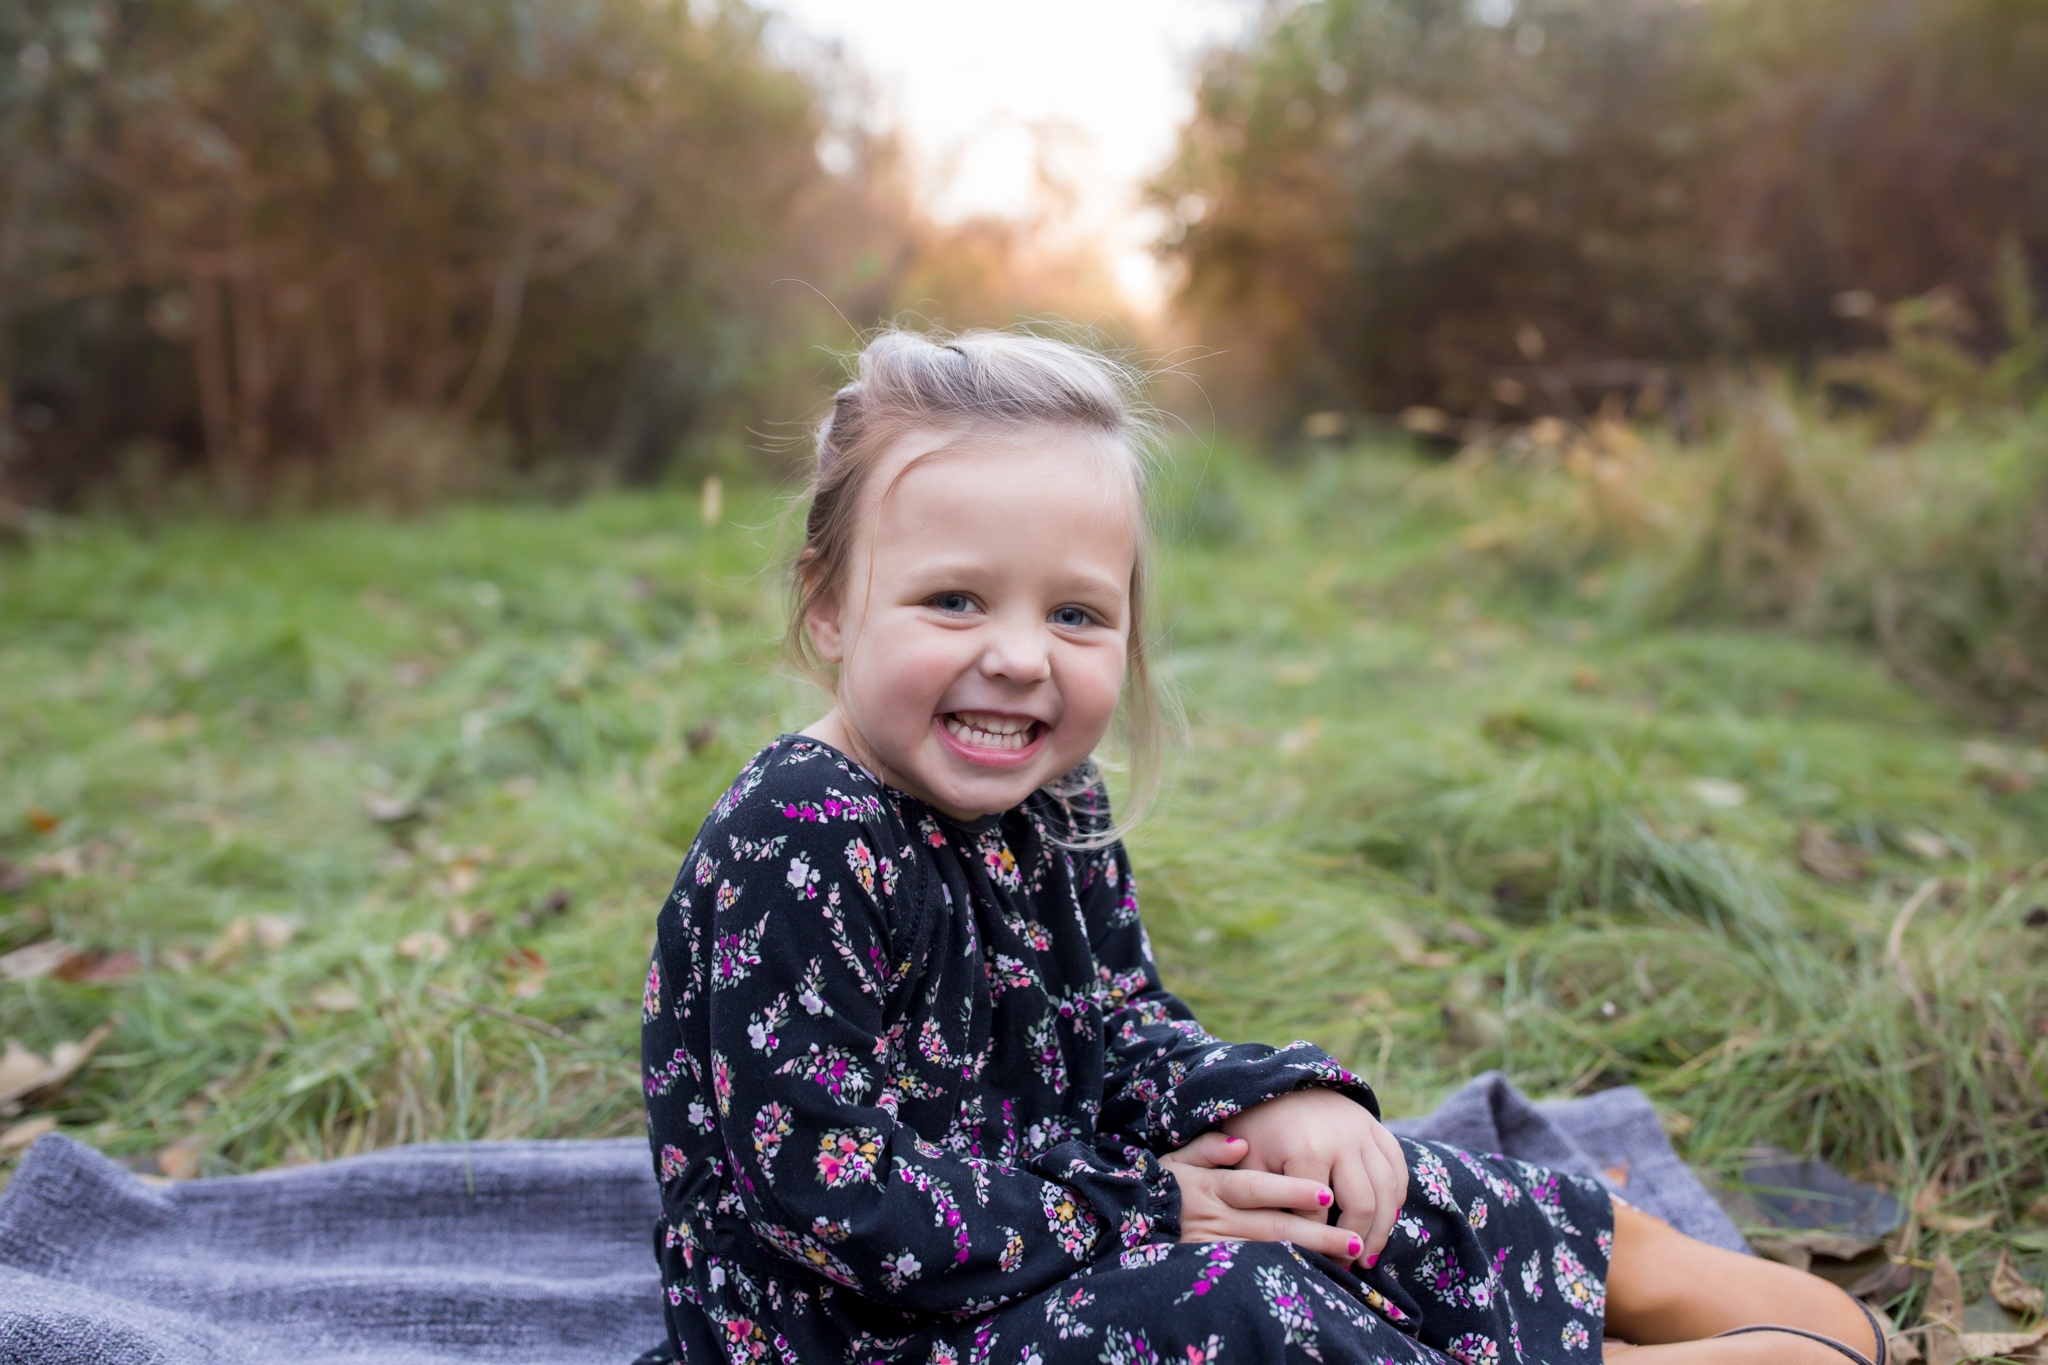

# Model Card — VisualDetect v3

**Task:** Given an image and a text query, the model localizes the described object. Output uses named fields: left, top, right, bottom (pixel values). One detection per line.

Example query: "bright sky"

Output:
left=766, top=0, right=1250, bottom=314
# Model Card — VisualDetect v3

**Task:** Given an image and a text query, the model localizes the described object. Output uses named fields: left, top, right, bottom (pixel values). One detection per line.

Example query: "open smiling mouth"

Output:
left=939, top=711, right=1045, bottom=754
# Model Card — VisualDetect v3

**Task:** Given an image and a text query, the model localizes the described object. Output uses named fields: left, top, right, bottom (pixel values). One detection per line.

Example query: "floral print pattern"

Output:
left=642, top=737, right=1612, bottom=1363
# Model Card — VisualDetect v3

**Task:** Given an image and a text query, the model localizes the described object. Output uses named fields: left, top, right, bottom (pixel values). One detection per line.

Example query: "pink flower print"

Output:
left=982, top=837, right=1022, bottom=890
left=640, top=957, right=662, bottom=1022
left=693, top=853, right=718, bottom=885
left=1413, top=1146, right=1457, bottom=1212
left=1596, top=1226, right=1613, bottom=1260
left=1468, top=1197, right=1489, bottom=1230
left=1098, top=1327, right=1160, bottom=1365
left=1040, top=1182, right=1101, bottom=1259
left=1042, top=1284, right=1095, bottom=1339
left=711, top=919, right=764, bottom=990
left=715, top=879, right=742, bottom=913
left=751, top=1103, right=792, bottom=1165
left=1561, top=1320, right=1591, bottom=1351
left=1183, top=1335, right=1225, bottom=1365
left=1254, top=1264, right=1319, bottom=1358
left=1521, top=1250, right=1545, bottom=1300
left=1000, top=1226, right=1026, bottom=1273
left=845, top=838, right=877, bottom=896
left=1446, top=1332, right=1501, bottom=1364
left=711, top=1053, right=733, bottom=1114
left=920, top=815, right=946, bottom=848
left=659, top=1143, right=687, bottom=1181
left=1395, top=1212, right=1430, bottom=1246
left=815, top=1128, right=883, bottom=1187
left=880, top=1249, right=923, bottom=1293
left=1553, top=1244, right=1605, bottom=1316
left=1529, top=1173, right=1582, bottom=1234
left=785, top=855, right=820, bottom=899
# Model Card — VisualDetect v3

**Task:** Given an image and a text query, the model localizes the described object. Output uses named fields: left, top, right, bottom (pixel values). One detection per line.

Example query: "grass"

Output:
left=2, top=444, right=2045, bottom=1322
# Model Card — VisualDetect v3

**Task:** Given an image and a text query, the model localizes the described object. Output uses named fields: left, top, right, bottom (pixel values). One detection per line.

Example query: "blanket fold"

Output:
left=0, top=1071, right=1743, bottom=1364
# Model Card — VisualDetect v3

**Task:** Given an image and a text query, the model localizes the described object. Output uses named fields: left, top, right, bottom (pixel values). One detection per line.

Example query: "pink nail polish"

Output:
left=1365, top=1253, right=1378, bottom=1268
left=1318, top=1190, right=1332, bottom=1206
left=1348, top=1236, right=1362, bottom=1257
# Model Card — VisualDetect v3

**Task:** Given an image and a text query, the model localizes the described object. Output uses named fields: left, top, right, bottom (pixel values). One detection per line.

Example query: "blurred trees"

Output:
left=1156, top=0, right=2048, bottom=429
left=0, top=0, right=952, bottom=508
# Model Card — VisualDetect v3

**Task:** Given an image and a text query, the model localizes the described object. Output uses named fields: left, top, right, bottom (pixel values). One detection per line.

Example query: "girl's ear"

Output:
left=804, top=579, right=847, bottom=664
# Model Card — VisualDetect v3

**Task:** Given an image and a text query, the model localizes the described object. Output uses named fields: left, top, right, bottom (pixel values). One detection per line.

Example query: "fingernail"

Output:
left=1225, top=1136, right=1243, bottom=1145
left=1318, top=1189, right=1332, bottom=1206
left=1348, top=1236, right=1362, bottom=1257
left=1366, top=1253, right=1378, bottom=1268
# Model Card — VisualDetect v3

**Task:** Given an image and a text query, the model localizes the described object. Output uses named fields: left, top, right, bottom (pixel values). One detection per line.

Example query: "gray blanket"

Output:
left=0, top=1071, right=1743, bottom=1364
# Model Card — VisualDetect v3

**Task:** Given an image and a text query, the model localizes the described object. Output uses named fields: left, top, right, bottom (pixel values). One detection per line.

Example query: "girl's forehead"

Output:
left=873, top=424, right=1139, bottom=510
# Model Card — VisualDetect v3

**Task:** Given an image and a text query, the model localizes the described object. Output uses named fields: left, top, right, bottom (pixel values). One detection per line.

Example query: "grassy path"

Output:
left=2, top=450, right=2043, bottom=1316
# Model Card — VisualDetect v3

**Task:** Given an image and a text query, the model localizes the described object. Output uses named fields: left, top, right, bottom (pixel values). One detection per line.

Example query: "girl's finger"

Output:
left=1231, top=1208, right=1366, bottom=1263
left=1371, top=1121, right=1411, bottom=1210
left=1329, top=1150, right=1379, bottom=1263
left=1358, top=1139, right=1403, bottom=1264
left=1216, top=1170, right=1333, bottom=1214
left=1165, top=1131, right=1250, bottom=1171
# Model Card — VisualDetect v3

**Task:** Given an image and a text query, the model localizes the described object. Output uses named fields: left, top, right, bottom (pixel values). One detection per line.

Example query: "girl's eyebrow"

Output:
left=898, top=560, right=1129, bottom=603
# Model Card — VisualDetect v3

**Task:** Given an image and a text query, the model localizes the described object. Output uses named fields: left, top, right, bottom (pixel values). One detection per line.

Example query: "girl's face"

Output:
left=802, top=428, right=1137, bottom=821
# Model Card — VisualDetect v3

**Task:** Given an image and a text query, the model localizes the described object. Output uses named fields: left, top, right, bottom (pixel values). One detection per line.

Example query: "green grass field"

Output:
left=2, top=445, right=2044, bottom=1320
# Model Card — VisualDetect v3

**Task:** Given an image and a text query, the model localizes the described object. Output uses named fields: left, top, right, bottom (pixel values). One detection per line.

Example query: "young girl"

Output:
left=640, top=330, right=1887, bottom=1364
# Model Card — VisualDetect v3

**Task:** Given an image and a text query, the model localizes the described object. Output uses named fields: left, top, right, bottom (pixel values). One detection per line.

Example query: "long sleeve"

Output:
left=1075, top=836, right=1380, bottom=1151
left=652, top=787, right=1174, bottom=1318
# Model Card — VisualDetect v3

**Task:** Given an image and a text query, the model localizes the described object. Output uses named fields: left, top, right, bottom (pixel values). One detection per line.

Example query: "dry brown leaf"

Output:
left=0, top=1017, right=120, bottom=1113
left=443, top=860, right=481, bottom=895
left=1929, top=1252, right=1966, bottom=1328
left=308, top=982, right=361, bottom=1012
left=447, top=906, right=494, bottom=939
left=75, top=950, right=140, bottom=982
left=0, top=1114, right=58, bottom=1152
left=1799, top=825, right=1870, bottom=883
left=252, top=914, right=301, bottom=950
left=1927, top=1211, right=2000, bottom=1234
left=26, top=807, right=59, bottom=834
left=1994, top=1248, right=2047, bottom=1316
left=397, top=931, right=450, bottom=961
left=201, top=917, right=252, bottom=966
left=1955, top=1325, right=2048, bottom=1361
left=504, top=948, right=547, bottom=1000
left=0, top=940, right=86, bottom=981
left=1890, top=1330, right=1924, bottom=1364
left=155, top=1136, right=204, bottom=1181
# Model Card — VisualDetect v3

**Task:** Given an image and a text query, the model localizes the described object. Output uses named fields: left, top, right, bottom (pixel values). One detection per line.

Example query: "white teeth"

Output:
left=944, top=713, right=1039, bottom=751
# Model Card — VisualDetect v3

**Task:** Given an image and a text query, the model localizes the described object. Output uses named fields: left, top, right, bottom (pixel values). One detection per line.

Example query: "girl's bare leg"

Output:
left=1602, top=1200, right=1879, bottom=1363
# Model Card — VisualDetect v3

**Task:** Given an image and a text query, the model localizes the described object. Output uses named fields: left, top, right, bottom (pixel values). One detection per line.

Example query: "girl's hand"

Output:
left=1160, top=1132, right=1368, bottom=1263
left=1220, top=1088, right=1409, bottom=1267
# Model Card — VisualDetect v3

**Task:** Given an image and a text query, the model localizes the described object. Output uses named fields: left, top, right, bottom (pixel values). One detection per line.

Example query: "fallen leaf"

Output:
left=75, top=950, right=140, bottom=983
left=26, top=848, right=85, bottom=880
left=26, top=807, right=58, bottom=835
left=201, top=917, right=252, bottom=966
left=308, top=982, right=361, bottom=1012
left=1799, top=826, right=1869, bottom=884
left=504, top=948, right=547, bottom=1000
left=361, top=792, right=416, bottom=822
left=443, top=859, right=481, bottom=895
left=1691, top=778, right=1749, bottom=809
left=1955, top=1326, right=2048, bottom=1361
left=0, top=1017, right=120, bottom=1113
left=155, top=1136, right=204, bottom=1181
left=0, top=940, right=87, bottom=981
left=1903, top=830, right=1953, bottom=861
left=1927, top=1211, right=2000, bottom=1234
left=447, top=906, right=494, bottom=939
left=251, top=913, right=300, bottom=950
left=0, top=1114, right=57, bottom=1152
left=1928, top=1252, right=1967, bottom=1331
left=396, top=931, right=450, bottom=961
left=1994, top=1248, right=2046, bottom=1316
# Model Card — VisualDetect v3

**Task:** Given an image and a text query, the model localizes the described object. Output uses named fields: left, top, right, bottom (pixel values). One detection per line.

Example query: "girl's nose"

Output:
left=980, top=619, right=1051, bottom=684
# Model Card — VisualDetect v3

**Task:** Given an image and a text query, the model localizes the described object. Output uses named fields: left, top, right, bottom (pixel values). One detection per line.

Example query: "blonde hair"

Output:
left=786, top=326, right=1167, bottom=841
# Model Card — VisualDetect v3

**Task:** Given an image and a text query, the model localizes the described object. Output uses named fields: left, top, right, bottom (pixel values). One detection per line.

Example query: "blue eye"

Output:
left=1051, top=606, right=1092, bottom=628
left=930, top=593, right=974, bottom=614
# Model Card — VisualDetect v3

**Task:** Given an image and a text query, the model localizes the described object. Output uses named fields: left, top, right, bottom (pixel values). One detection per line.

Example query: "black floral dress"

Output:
left=641, top=737, right=1614, bottom=1364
